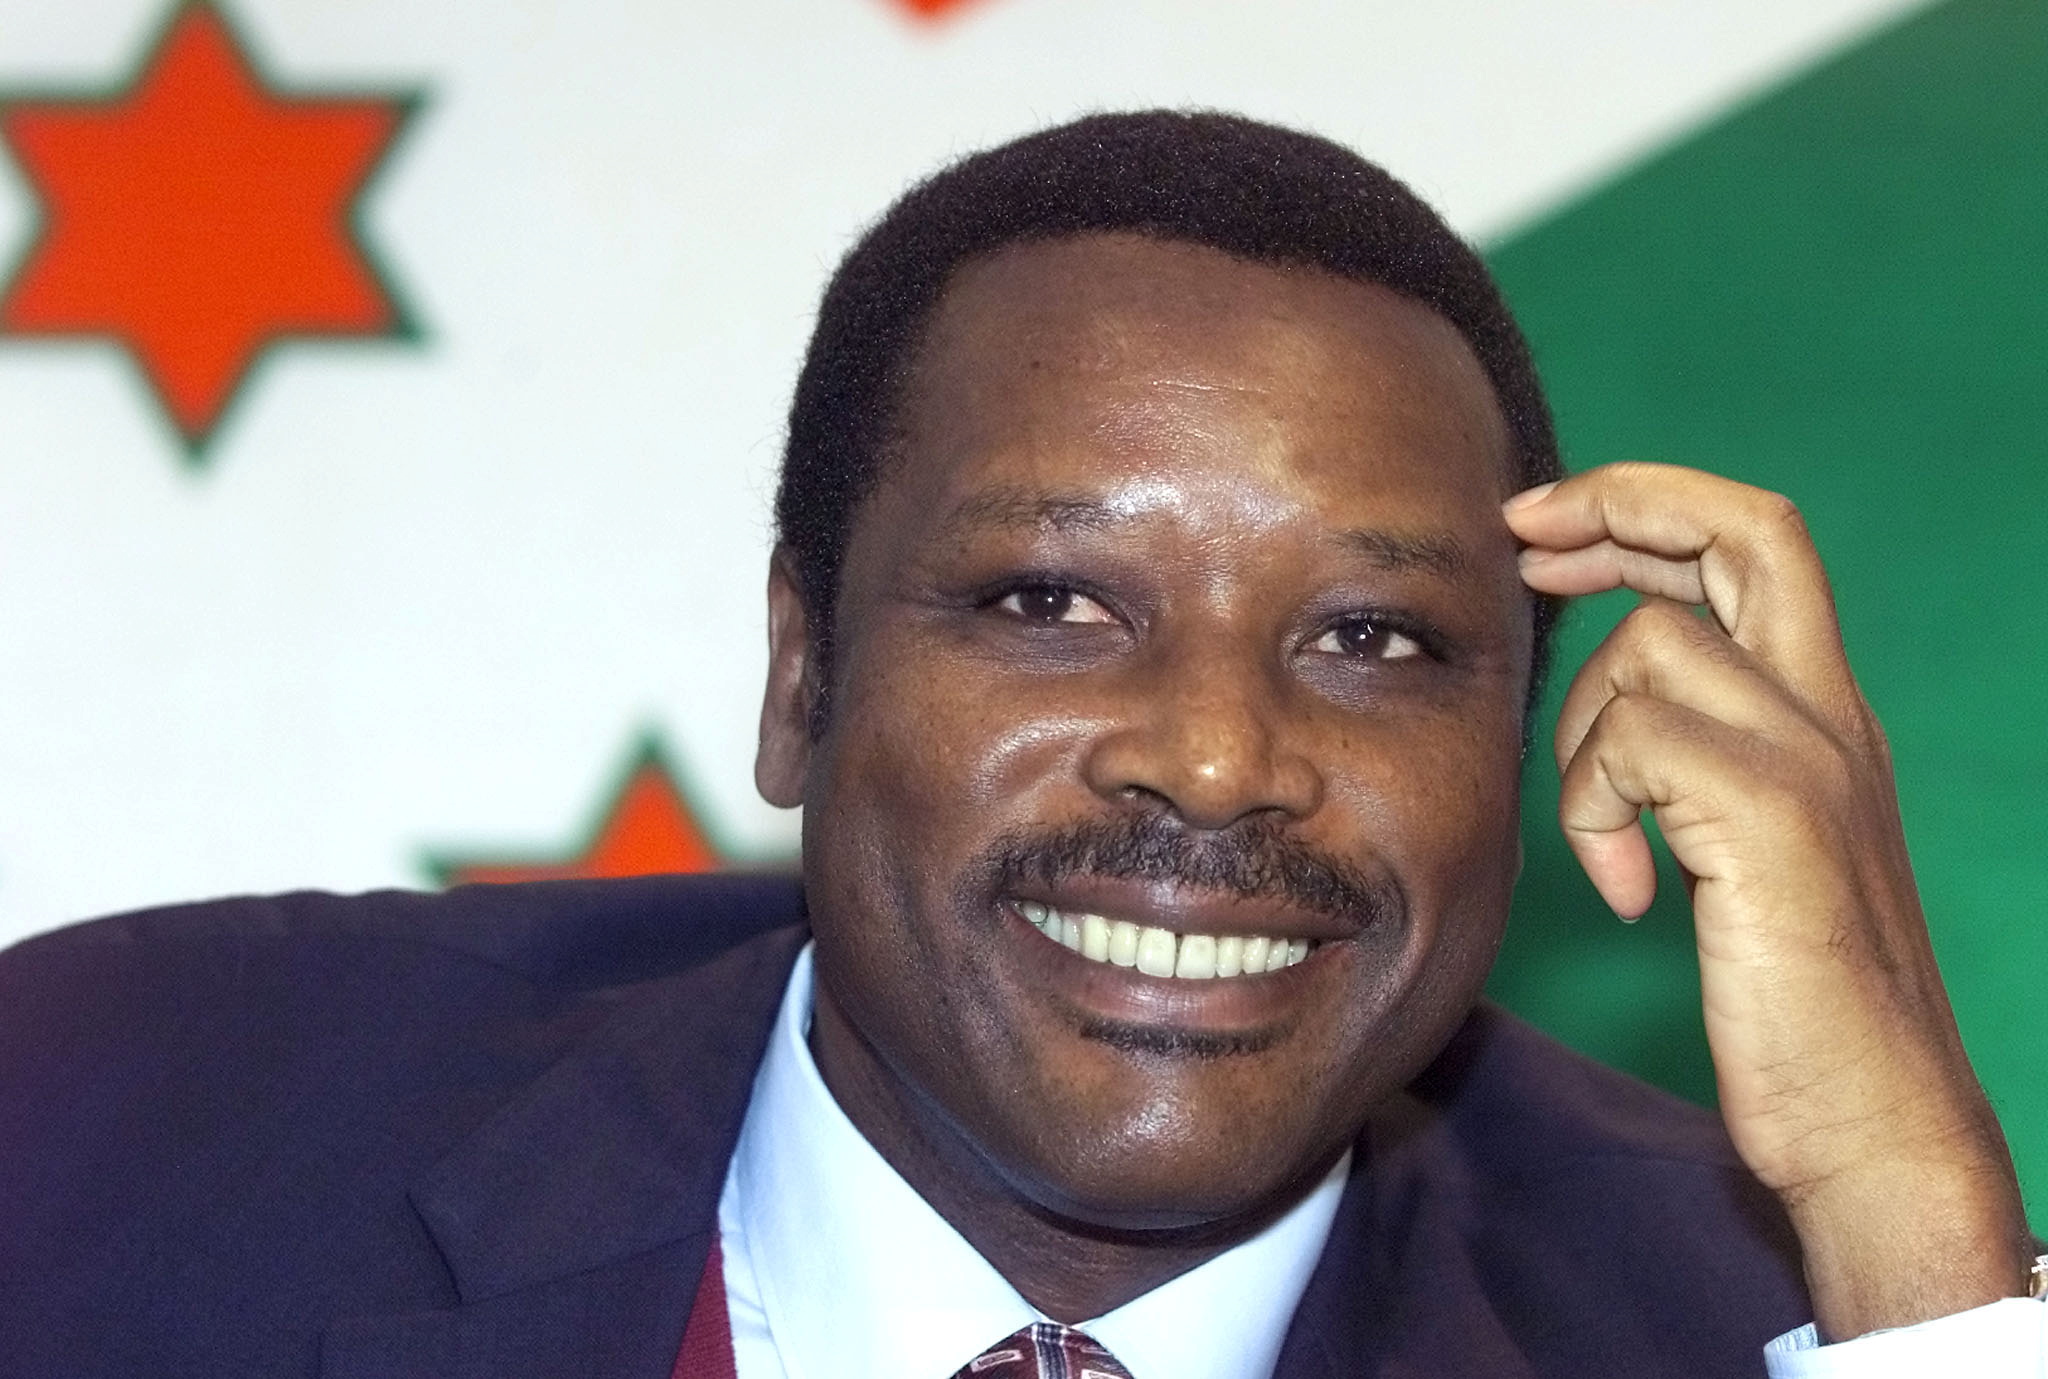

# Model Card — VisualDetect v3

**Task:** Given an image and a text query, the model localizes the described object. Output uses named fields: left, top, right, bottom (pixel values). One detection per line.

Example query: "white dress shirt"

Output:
left=716, top=944, right=2043, bottom=1378
left=1764, top=1300, right=2046, bottom=1377
left=718, top=944, right=1347, bottom=1379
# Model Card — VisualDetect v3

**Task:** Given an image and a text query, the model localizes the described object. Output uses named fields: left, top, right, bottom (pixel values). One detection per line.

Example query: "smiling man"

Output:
left=1, top=111, right=2040, bottom=1378
left=764, top=228, right=1536, bottom=1314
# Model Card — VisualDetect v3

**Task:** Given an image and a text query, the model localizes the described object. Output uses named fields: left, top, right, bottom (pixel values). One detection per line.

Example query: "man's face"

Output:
left=757, top=233, right=1531, bottom=1233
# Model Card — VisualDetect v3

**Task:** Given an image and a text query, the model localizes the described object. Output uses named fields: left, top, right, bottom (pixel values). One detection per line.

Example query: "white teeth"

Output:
left=1214, top=935, right=1243, bottom=978
left=1081, top=913, right=1111, bottom=962
left=1017, top=903, right=1314, bottom=979
left=1135, top=926, right=1177, bottom=977
left=1107, top=920, right=1140, bottom=967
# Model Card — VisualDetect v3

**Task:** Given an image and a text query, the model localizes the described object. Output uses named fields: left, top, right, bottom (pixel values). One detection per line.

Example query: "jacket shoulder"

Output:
left=1416, top=1001, right=1748, bottom=1167
left=1, top=870, right=804, bottom=993
left=0, top=876, right=804, bottom=1375
left=0, top=873, right=808, bottom=1194
left=1341, top=1003, right=1810, bottom=1374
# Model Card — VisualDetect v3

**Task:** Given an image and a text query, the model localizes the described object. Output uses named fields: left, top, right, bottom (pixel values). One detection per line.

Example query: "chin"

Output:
left=979, top=1085, right=1353, bottom=1237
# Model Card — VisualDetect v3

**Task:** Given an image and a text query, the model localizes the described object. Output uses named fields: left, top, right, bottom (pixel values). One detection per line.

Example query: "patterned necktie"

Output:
left=952, top=1323, right=1136, bottom=1379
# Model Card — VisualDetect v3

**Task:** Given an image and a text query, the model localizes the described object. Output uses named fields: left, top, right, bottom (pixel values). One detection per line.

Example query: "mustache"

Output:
left=980, top=811, right=1401, bottom=929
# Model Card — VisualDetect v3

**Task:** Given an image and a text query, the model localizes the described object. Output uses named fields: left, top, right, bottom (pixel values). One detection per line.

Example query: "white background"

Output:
left=0, top=0, right=1931, bottom=946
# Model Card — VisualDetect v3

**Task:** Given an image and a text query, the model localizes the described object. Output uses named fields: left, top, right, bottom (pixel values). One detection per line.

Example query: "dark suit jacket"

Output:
left=0, top=874, right=1810, bottom=1377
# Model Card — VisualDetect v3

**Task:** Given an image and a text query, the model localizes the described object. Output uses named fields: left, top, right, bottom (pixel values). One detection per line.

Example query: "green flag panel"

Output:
left=1486, top=0, right=2047, bottom=1215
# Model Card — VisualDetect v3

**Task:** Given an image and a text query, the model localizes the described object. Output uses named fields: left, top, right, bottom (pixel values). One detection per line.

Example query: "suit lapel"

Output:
left=320, top=1236, right=712, bottom=1379
left=322, top=925, right=805, bottom=1379
left=1273, top=1079, right=1538, bottom=1379
left=1272, top=1152, right=1380, bottom=1379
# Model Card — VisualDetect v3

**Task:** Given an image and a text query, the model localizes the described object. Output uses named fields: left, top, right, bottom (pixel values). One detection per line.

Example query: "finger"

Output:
left=1518, top=542, right=1704, bottom=606
left=1556, top=729, right=1660, bottom=921
left=1551, top=595, right=1833, bottom=775
left=1504, top=463, right=1853, bottom=704
left=1570, top=796, right=1660, bottom=920
left=1557, top=692, right=1741, bottom=921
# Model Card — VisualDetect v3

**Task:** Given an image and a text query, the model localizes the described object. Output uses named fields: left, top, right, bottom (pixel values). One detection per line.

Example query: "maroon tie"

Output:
left=952, top=1323, right=1137, bottom=1379
left=671, top=1244, right=1138, bottom=1379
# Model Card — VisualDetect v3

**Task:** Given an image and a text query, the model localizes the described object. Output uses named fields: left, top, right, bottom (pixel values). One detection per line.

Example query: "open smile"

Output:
left=1014, top=899, right=1319, bottom=979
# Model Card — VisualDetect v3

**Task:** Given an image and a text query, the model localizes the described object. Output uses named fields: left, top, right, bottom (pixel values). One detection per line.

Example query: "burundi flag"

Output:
left=0, top=0, right=2037, bottom=1212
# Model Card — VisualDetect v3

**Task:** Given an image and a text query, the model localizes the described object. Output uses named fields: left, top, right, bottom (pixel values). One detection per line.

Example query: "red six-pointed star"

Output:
left=892, top=0, right=981, bottom=16
left=0, top=2, right=417, bottom=454
left=432, top=736, right=724, bottom=887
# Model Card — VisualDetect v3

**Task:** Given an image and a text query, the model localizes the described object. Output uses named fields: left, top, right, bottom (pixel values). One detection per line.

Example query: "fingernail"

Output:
left=1517, top=547, right=1557, bottom=567
left=1503, top=481, right=1559, bottom=511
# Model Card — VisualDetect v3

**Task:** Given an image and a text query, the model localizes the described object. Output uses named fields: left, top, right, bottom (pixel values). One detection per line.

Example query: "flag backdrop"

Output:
left=2, top=0, right=2039, bottom=1211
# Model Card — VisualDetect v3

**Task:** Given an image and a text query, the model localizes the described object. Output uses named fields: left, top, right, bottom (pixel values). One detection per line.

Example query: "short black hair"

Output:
left=776, top=109, right=1564, bottom=711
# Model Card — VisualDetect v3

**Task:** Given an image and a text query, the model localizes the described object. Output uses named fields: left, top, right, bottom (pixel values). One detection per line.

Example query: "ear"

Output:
left=755, top=548, right=818, bottom=809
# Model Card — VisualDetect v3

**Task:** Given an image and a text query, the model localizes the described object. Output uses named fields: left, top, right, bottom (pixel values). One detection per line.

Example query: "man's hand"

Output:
left=1504, top=462, right=2031, bottom=1341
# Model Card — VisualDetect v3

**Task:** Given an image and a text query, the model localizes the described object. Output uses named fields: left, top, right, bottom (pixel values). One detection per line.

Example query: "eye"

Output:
left=991, top=583, right=1116, bottom=625
left=1310, top=616, right=1427, bottom=661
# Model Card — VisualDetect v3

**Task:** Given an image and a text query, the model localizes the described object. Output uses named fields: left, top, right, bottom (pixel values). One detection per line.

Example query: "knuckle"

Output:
left=1753, top=489, right=1810, bottom=541
left=1592, top=461, right=1666, bottom=514
left=1613, top=598, right=1695, bottom=647
left=1603, top=459, right=1665, bottom=487
left=1593, top=688, right=1660, bottom=742
left=1613, top=598, right=1688, bottom=655
left=1611, top=599, right=1725, bottom=675
left=1845, top=695, right=1893, bottom=762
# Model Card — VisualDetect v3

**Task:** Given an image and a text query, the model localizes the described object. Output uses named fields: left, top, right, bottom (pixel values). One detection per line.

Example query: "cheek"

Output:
left=1328, top=693, right=1524, bottom=858
left=1324, top=706, right=1525, bottom=1019
left=799, top=637, right=1108, bottom=1026
left=819, top=636, right=1105, bottom=831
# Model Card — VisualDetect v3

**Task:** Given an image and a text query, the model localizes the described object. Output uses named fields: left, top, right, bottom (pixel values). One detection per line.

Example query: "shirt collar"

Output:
left=728, top=943, right=1348, bottom=1379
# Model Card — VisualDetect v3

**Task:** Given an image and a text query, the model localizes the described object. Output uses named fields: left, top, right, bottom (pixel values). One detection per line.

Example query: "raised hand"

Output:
left=1504, top=462, right=2031, bottom=1340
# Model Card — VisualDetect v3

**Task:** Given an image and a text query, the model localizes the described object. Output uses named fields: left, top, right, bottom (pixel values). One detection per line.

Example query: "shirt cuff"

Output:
left=1763, top=1297, right=2046, bottom=1377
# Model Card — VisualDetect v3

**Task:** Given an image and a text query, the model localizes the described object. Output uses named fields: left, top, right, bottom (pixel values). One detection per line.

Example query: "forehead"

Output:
left=884, top=234, right=1512, bottom=522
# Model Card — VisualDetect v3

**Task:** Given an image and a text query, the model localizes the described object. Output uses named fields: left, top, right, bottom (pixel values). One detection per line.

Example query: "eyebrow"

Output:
left=935, top=484, right=1474, bottom=578
left=936, top=487, right=1125, bottom=541
left=1332, top=527, right=1472, bottom=578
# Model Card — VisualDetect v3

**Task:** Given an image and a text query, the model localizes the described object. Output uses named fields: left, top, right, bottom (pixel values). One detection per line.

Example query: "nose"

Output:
left=1079, top=635, right=1324, bottom=830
